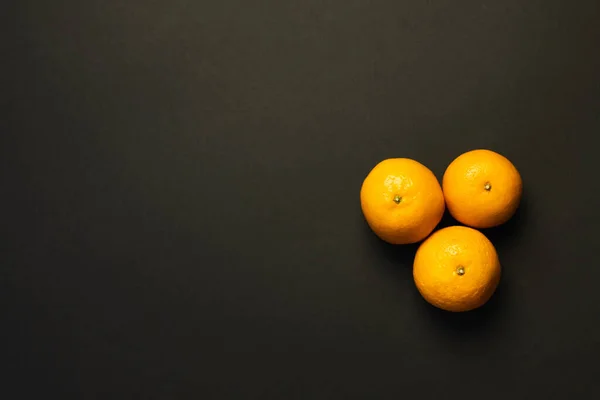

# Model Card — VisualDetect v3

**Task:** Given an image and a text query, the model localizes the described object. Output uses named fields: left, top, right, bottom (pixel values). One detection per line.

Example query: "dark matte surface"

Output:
left=3, top=1, right=600, bottom=398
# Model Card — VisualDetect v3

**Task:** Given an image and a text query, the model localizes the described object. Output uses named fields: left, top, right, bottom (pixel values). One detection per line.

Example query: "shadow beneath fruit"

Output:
left=376, top=239, right=420, bottom=269
left=480, top=194, right=529, bottom=252
left=435, top=194, right=529, bottom=253
left=360, top=221, right=419, bottom=288
left=364, top=226, right=419, bottom=267
left=419, top=195, right=528, bottom=344
left=361, top=210, right=462, bottom=284
left=416, top=275, right=511, bottom=342
left=436, top=209, right=460, bottom=230
left=414, top=200, right=526, bottom=341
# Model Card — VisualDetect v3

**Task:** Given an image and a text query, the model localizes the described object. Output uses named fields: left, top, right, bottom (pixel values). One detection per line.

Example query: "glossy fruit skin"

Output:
left=360, top=158, right=445, bottom=244
left=443, top=149, right=522, bottom=228
left=413, top=226, right=501, bottom=312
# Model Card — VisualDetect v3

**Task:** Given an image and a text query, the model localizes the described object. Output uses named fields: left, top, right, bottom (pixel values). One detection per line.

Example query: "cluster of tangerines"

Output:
left=360, top=149, right=522, bottom=312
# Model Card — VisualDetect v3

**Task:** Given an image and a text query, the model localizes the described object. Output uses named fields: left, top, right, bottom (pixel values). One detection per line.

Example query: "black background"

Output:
left=3, top=1, right=600, bottom=398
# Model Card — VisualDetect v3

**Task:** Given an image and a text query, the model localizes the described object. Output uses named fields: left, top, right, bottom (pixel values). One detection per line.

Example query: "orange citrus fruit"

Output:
left=442, top=149, right=522, bottom=228
left=360, top=158, right=445, bottom=244
left=413, top=226, right=501, bottom=312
